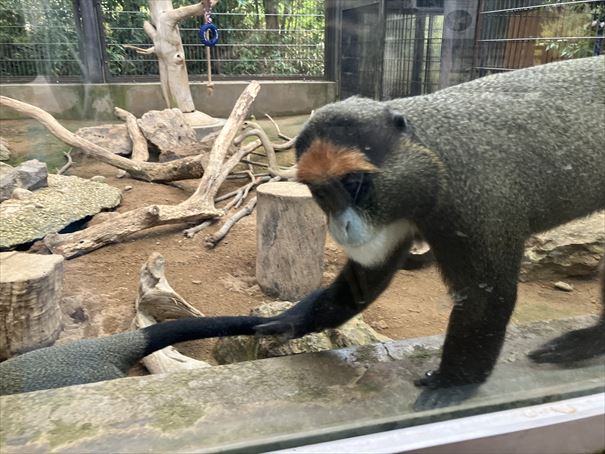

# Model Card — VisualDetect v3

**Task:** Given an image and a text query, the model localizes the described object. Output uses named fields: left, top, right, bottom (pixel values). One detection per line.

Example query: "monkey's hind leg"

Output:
left=528, top=257, right=605, bottom=365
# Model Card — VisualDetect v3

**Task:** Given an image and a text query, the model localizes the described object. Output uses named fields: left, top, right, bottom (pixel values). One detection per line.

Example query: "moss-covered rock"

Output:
left=0, top=174, right=121, bottom=249
left=213, top=300, right=391, bottom=364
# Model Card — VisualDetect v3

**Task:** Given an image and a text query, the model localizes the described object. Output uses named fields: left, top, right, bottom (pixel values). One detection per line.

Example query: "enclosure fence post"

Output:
left=75, top=0, right=106, bottom=83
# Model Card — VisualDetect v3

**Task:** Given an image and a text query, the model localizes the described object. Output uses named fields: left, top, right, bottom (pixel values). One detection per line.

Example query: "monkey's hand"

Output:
left=414, top=367, right=489, bottom=389
left=413, top=369, right=483, bottom=410
left=254, top=290, right=323, bottom=340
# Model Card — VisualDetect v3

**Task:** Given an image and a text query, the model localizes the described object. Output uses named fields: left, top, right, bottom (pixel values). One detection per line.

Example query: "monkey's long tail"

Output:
left=141, top=316, right=270, bottom=356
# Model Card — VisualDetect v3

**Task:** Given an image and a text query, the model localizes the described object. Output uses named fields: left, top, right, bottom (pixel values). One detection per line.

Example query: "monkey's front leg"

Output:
left=255, top=247, right=407, bottom=339
left=414, top=280, right=518, bottom=410
left=419, top=283, right=517, bottom=388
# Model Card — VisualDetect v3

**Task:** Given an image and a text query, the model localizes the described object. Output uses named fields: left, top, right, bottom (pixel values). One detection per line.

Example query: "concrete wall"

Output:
left=0, top=80, right=337, bottom=121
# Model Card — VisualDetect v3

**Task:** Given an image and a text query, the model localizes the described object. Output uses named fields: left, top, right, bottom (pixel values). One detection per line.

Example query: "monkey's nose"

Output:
left=344, top=220, right=351, bottom=238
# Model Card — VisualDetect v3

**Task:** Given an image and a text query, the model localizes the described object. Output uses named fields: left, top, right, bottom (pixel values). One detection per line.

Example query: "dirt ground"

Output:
left=1, top=117, right=601, bottom=368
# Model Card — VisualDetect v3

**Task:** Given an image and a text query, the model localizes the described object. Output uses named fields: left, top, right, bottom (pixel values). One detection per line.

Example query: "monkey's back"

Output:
left=387, top=56, right=605, bottom=235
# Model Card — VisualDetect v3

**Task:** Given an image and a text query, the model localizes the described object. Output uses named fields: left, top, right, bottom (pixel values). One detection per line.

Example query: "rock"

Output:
left=0, top=174, right=122, bottom=249
left=0, top=166, right=18, bottom=202
left=374, top=319, right=389, bottom=330
left=213, top=301, right=391, bottom=364
left=116, top=170, right=128, bottom=178
left=11, top=188, right=33, bottom=200
left=182, top=110, right=219, bottom=127
left=90, top=175, right=106, bottom=183
left=0, top=159, right=48, bottom=202
left=554, top=281, right=574, bottom=292
left=123, top=185, right=133, bottom=191
left=521, top=212, right=605, bottom=281
left=0, top=138, right=11, bottom=161
left=75, top=124, right=132, bottom=156
left=138, top=109, right=201, bottom=162
left=17, top=160, right=48, bottom=191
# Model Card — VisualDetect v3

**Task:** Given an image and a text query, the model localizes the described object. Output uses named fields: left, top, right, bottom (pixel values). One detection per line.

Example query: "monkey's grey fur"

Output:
left=258, top=56, right=605, bottom=405
left=0, top=316, right=263, bottom=395
left=0, top=330, right=148, bottom=396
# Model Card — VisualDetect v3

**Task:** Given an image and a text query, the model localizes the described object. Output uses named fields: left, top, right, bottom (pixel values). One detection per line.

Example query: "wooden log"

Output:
left=43, top=82, right=261, bottom=259
left=114, top=107, right=149, bottom=162
left=134, top=252, right=210, bottom=374
left=256, top=182, right=327, bottom=300
left=0, top=252, right=64, bottom=360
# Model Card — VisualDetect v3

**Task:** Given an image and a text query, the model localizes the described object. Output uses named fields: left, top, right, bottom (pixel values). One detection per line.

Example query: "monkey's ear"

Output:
left=389, top=110, right=408, bottom=132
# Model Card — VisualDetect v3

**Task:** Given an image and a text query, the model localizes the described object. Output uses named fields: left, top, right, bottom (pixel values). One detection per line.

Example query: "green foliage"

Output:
left=540, top=1, right=605, bottom=59
left=1, top=0, right=324, bottom=79
left=100, top=0, right=324, bottom=78
left=0, top=0, right=81, bottom=78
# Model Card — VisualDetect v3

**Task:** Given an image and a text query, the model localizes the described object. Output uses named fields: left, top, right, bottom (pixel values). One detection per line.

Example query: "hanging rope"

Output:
left=199, top=5, right=219, bottom=94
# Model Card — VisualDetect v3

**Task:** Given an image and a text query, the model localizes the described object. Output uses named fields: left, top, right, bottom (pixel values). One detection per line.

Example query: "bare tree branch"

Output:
left=205, top=196, right=257, bottom=248
left=44, top=82, right=261, bottom=258
left=0, top=96, right=205, bottom=182
left=142, top=20, right=157, bottom=40
left=114, top=107, right=149, bottom=162
left=167, top=0, right=218, bottom=25
left=265, top=113, right=293, bottom=141
left=57, top=149, right=73, bottom=175
left=123, top=44, right=156, bottom=55
left=235, top=128, right=297, bottom=179
left=183, top=220, right=215, bottom=238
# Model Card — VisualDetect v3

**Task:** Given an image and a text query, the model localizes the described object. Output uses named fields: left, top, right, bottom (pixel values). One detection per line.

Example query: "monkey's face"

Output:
left=295, top=98, right=410, bottom=265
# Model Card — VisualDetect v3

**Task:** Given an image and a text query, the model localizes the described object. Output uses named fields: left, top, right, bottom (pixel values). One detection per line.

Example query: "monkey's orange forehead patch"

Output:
left=296, top=139, right=378, bottom=184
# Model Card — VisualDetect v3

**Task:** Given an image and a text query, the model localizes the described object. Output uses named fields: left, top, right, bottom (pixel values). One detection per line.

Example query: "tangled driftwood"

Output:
left=1, top=81, right=300, bottom=258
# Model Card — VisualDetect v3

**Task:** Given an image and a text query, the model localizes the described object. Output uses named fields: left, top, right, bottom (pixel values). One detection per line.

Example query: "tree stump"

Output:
left=256, top=182, right=327, bottom=300
left=0, top=252, right=64, bottom=360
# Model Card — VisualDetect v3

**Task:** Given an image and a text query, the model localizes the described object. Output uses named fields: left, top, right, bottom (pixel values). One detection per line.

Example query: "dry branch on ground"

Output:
left=1, top=80, right=303, bottom=255
left=43, top=81, right=261, bottom=258
left=134, top=252, right=210, bottom=373
left=114, top=107, right=149, bottom=162
left=0, top=96, right=205, bottom=182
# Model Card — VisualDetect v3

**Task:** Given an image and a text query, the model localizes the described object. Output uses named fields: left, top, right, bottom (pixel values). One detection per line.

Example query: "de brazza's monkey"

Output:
left=255, top=56, right=605, bottom=391
left=2, top=57, right=603, bottom=398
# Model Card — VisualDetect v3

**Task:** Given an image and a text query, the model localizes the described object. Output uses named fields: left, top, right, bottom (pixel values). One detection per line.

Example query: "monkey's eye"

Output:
left=341, top=172, right=369, bottom=203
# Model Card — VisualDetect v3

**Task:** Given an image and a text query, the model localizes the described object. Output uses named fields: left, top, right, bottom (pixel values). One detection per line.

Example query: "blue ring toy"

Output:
left=199, top=23, right=219, bottom=47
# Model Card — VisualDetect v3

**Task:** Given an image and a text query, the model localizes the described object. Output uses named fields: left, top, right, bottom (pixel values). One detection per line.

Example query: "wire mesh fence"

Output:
left=474, top=0, right=605, bottom=76
left=340, top=1, right=444, bottom=100
left=382, top=9, right=443, bottom=99
left=0, top=0, right=325, bottom=81
left=0, top=0, right=82, bottom=80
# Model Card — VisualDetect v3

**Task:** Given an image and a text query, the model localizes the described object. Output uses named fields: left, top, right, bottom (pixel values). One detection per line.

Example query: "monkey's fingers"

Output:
left=413, top=383, right=480, bottom=411
left=254, top=320, right=297, bottom=340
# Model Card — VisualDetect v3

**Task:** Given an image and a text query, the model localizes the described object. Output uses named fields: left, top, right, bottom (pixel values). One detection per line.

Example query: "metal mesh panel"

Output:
left=0, top=0, right=326, bottom=81
left=475, top=0, right=605, bottom=76
left=339, top=1, right=444, bottom=100
left=0, top=0, right=82, bottom=80
left=382, top=10, right=443, bottom=98
left=340, top=4, right=380, bottom=99
left=100, top=0, right=326, bottom=80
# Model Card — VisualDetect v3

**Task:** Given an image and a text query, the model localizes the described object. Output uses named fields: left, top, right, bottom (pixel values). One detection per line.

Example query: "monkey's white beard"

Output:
left=340, top=219, right=417, bottom=268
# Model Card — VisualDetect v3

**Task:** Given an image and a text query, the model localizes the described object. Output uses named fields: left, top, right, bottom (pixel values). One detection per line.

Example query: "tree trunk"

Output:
left=140, top=1, right=218, bottom=118
left=0, top=252, right=64, bottom=360
left=147, top=1, right=195, bottom=112
left=256, top=182, right=327, bottom=300
left=263, top=0, right=280, bottom=31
